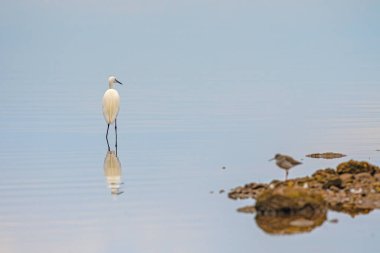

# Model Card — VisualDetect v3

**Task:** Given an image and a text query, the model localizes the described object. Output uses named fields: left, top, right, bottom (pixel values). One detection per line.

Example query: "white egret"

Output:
left=103, top=76, right=123, bottom=151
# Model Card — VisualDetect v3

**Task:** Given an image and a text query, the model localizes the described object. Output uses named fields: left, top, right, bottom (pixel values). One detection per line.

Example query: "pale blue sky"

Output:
left=1, top=0, right=379, bottom=83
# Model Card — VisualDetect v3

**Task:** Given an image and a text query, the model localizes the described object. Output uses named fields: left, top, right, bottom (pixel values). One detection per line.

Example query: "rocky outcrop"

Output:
left=229, top=160, right=380, bottom=234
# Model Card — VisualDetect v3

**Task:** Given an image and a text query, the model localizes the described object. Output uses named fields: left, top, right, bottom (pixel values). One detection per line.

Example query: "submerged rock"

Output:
left=237, top=205, right=256, bottom=214
left=328, top=218, right=339, bottom=224
left=306, top=152, right=346, bottom=159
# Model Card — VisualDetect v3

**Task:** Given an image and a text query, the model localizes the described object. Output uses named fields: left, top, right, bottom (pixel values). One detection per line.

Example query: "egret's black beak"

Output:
left=116, top=79, right=123, bottom=85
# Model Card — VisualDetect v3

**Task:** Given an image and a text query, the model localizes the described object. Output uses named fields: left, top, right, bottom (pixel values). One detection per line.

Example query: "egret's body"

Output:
left=103, top=76, right=123, bottom=151
left=102, top=88, right=120, bottom=124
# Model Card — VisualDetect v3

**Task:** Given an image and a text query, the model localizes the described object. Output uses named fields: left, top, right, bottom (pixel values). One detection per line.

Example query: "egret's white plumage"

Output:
left=102, top=88, right=120, bottom=124
left=103, top=76, right=123, bottom=151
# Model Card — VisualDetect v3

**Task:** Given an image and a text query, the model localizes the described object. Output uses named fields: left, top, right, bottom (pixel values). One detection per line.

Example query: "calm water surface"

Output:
left=1, top=1, right=380, bottom=252
left=1, top=80, right=380, bottom=253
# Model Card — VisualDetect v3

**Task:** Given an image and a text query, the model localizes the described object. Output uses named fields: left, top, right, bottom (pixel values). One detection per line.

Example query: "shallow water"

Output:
left=1, top=1, right=380, bottom=252
left=1, top=79, right=380, bottom=253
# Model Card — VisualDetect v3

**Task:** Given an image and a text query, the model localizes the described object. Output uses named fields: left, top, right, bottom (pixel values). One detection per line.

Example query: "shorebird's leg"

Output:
left=285, top=170, right=289, bottom=181
left=106, top=124, right=110, bottom=151
left=115, top=118, right=118, bottom=156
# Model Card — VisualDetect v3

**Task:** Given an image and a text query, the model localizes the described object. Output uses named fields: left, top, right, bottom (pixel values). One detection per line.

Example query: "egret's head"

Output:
left=108, top=75, right=123, bottom=88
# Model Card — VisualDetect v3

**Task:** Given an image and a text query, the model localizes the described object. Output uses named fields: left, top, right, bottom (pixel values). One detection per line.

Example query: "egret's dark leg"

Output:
left=115, top=118, right=118, bottom=156
left=106, top=124, right=110, bottom=151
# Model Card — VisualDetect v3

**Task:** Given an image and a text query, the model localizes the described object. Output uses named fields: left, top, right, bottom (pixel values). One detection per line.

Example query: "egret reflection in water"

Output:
left=104, top=150, right=123, bottom=196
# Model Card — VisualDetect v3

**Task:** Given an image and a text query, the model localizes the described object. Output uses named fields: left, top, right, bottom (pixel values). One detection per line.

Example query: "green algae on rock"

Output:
left=336, top=160, right=380, bottom=175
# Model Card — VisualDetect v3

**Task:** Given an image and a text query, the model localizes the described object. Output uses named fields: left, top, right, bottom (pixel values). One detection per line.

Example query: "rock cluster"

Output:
left=229, top=160, right=380, bottom=217
left=306, top=152, right=346, bottom=159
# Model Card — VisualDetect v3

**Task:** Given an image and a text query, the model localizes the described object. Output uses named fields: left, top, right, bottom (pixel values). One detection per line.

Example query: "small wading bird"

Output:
left=269, top=154, right=302, bottom=180
left=103, top=76, right=123, bottom=152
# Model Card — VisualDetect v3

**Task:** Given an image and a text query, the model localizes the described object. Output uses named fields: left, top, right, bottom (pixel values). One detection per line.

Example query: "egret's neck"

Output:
left=108, top=82, right=115, bottom=89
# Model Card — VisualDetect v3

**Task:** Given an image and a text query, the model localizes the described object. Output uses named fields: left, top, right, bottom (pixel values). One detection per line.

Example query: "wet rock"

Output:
left=228, top=183, right=268, bottom=200
left=373, top=182, right=380, bottom=192
left=356, top=172, right=372, bottom=178
left=328, top=186, right=341, bottom=192
left=337, top=160, right=380, bottom=175
left=322, top=178, right=342, bottom=190
left=255, top=186, right=327, bottom=216
left=328, top=204, right=373, bottom=217
left=306, top=152, right=346, bottom=159
left=312, top=168, right=337, bottom=181
left=374, top=173, right=380, bottom=181
left=339, top=173, right=353, bottom=183
left=229, top=160, right=380, bottom=219
left=355, top=172, right=372, bottom=181
left=237, top=205, right=256, bottom=214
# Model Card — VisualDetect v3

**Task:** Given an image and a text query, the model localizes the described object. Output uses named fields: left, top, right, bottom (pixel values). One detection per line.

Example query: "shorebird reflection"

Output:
left=104, top=150, right=124, bottom=196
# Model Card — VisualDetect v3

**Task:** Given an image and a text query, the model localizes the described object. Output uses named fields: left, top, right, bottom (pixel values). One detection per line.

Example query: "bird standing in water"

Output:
left=269, top=154, right=302, bottom=180
left=103, top=76, right=123, bottom=152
